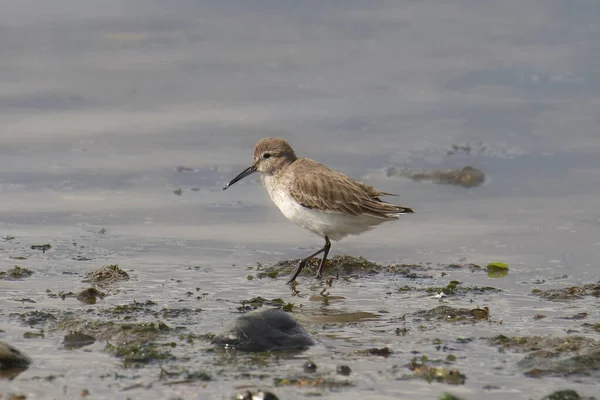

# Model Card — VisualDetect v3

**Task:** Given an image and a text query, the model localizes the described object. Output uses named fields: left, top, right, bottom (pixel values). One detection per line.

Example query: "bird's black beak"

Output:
left=223, top=164, right=258, bottom=190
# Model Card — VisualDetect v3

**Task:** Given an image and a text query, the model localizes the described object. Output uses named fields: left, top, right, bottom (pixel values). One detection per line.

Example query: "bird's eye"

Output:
left=263, top=153, right=272, bottom=159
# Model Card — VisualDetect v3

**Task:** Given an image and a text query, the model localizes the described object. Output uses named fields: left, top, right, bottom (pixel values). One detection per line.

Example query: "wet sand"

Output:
left=1, top=1, right=599, bottom=399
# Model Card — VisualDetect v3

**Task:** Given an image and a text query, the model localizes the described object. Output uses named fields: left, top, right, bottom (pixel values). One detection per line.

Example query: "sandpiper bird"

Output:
left=223, top=138, right=414, bottom=283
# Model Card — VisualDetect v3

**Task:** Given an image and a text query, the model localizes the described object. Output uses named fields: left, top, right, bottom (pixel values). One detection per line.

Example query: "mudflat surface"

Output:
left=1, top=1, right=599, bottom=399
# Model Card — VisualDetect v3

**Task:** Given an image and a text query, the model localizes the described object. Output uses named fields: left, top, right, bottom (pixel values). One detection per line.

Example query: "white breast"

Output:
left=262, top=175, right=393, bottom=241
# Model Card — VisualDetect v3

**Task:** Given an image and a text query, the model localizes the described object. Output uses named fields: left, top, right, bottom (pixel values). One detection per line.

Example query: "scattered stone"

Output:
left=234, top=390, right=280, bottom=400
left=76, top=288, right=106, bottom=304
left=63, top=332, right=96, bottom=350
left=541, top=389, right=596, bottom=400
left=395, top=327, right=409, bottom=336
left=440, top=394, right=466, bottom=400
left=387, top=166, right=485, bottom=188
left=0, top=266, right=33, bottom=281
left=336, top=365, right=352, bottom=376
left=212, top=308, right=315, bottom=352
left=0, top=341, right=32, bottom=370
left=303, top=360, right=317, bottom=373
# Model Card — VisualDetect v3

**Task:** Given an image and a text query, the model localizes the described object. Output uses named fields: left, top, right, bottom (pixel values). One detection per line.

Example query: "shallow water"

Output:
left=1, top=1, right=600, bottom=399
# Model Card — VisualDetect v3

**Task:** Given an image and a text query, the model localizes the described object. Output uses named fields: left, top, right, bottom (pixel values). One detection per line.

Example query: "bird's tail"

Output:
left=395, top=206, right=414, bottom=214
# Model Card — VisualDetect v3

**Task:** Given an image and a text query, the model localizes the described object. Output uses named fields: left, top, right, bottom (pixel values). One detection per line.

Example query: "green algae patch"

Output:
left=46, top=290, right=77, bottom=300
left=440, top=394, right=466, bottom=400
left=83, top=264, right=130, bottom=287
left=106, top=341, right=175, bottom=367
left=355, top=347, right=391, bottom=357
left=13, top=311, right=57, bottom=327
left=581, top=323, right=600, bottom=334
left=488, top=335, right=600, bottom=379
left=414, top=305, right=491, bottom=324
left=531, top=283, right=600, bottom=301
left=398, top=280, right=501, bottom=297
left=401, top=355, right=467, bottom=385
left=238, top=297, right=294, bottom=313
left=486, top=262, right=509, bottom=278
left=271, top=255, right=380, bottom=278
left=270, top=255, right=438, bottom=280
left=58, top=315, right=179, bottom=366
left=30, top=243, right=52, bottom=253
left=23, top=330, right=44, bottom=339
left=179, top=333, right=215, bottom=344
left=105, top=300, right=158, bottom=316
left=59, top=317, right=173, bottom=344
left=100, top=300, right=203, bottom=322
left=274, top=377, right=352, bottom=390
left=160, top=367, right=212, bottom=385
left=303, top=311, right=379, bottom=324
left=160, top=308, right=203, bottom=319
left=0, top=266, right=33, bottom=280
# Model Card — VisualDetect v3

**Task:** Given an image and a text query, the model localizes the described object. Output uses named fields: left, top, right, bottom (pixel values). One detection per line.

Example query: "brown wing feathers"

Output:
left=287, top=159, right=413, bottom=218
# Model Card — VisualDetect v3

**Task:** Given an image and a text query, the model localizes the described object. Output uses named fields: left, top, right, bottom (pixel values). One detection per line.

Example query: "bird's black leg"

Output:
left=315, top=236, right=331, bottom=279
left=287, top=235, right=331, bottom=284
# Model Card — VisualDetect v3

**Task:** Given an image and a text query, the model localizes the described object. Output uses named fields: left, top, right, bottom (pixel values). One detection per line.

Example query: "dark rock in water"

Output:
left=76, top=287, right=106, bottom=304
left=303, top=360, right=317, bottom=372
left=336, top=365, right=352, bottom=376
left=212, top=308, right=315, bottom=352
left=63, top=331, right=96, bottom=350
left=0, top=340, right=32, bottom=371
left=540, top=390, right=590, bottom=400
left=235, top=390, right=280, bottom=400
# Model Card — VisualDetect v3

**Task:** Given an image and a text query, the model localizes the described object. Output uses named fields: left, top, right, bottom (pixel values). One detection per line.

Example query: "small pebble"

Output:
left=303, top=360, right=317, bottom=373
left=336, top=365, right=352, bottom=376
